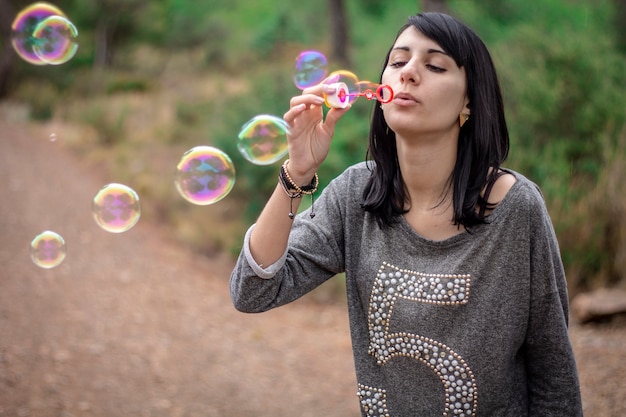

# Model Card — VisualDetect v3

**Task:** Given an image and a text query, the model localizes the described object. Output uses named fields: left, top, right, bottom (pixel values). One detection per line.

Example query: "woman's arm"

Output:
left=248, top=82, right=350, bottom=267
left=525, top=190, right=583, bottom=416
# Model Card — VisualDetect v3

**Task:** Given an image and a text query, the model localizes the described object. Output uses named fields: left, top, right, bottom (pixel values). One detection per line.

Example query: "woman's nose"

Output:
left=400, top=61, right=419, bottom=84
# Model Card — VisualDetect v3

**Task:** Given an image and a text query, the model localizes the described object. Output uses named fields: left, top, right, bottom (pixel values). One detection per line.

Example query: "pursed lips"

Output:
left=393, top=91, right=419, bottom=105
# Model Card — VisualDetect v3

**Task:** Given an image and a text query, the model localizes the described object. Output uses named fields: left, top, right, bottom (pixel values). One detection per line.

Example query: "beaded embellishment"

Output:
left=360, top=262, right=478, bottom=416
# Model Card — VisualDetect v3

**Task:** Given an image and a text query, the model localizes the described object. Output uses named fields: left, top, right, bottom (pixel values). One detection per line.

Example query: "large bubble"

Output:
left=92, top=183, right=141, bottom=233
left=30, top=230, right=66, bottom=269
left=11, top=2, right=73, bottom=65
left=237, top=115, right=289, bottom=166
left=32, top=15, right=78, bottom=65
left=175, top=146, right=236, bottom=205
left=293, top=50, right=328, bottom=90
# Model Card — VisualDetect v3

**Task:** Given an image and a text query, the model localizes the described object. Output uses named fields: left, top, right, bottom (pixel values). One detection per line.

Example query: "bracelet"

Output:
left=278, top=159, right=318, bottom=219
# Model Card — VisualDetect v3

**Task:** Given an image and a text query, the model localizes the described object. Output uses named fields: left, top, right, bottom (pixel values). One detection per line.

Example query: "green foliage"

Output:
left=7, top=0, right=626, bottom=291
left=452, top=0, right=626, bottom=288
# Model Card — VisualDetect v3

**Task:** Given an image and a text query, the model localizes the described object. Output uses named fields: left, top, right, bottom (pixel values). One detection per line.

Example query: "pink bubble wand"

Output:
left=324, top=81, right=394, bottom=109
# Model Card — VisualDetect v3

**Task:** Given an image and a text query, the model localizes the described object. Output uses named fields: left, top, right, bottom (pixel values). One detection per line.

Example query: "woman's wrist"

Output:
left=278, top=159, right=319, bottom=219
left=281, top=159, right=317, bottom=188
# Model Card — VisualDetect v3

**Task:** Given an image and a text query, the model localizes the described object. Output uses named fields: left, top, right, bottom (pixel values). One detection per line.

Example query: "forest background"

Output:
left=1, top=0, right=625, bottom=297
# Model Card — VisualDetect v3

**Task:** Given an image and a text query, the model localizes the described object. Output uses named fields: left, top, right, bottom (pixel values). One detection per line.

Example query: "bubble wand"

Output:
left=324, top=80, right=394, bottom=109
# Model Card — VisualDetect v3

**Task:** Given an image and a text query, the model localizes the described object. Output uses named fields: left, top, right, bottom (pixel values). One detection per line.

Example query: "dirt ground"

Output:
left=0, top=116, right=624, bottom=417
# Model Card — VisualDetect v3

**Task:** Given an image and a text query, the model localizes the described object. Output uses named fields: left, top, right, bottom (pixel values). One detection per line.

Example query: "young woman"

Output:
left=230, top=12, right=583, bottom=416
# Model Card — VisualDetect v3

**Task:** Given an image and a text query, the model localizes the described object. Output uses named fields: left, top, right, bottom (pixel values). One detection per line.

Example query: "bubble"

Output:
left=175, top=146, right=236, bottom=205
left=32, top=15, right=78, bottom=65
left=293, top=50, right=328, bottom=89
left=92, top=183, right=141, bottom=233
left=237, top=115, right=289, bottom=166
left=11, top=2, right=68, bottom=65
left=30, top=230, right=66, bottom=269
left=324, top=70, right=360, bottom=106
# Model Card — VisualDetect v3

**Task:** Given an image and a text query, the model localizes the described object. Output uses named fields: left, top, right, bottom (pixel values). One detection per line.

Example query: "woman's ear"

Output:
left=462, top=98, right=471, bottom=117
left=459, top=99, right=471, bottom=128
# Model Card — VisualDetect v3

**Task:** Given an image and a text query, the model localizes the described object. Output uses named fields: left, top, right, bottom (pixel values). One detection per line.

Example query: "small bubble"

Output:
left=92, top=183, right=141, bottom=233
left=32, top=15, right=79, bottom=65
left=323, top=70, right=360, bottom=107
left=30, top=230, right=66, bottom=269
left=293, top=50, right=328, bottom=90
left=11, top=3, right=68, bottom=65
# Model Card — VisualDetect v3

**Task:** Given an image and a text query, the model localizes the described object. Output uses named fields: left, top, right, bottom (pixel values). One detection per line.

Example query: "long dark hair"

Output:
left=362, top=12, right=510, bottom=229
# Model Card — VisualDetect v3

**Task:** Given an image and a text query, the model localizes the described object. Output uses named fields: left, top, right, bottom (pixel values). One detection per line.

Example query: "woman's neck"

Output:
left=395, top=132, right=457, bottom=211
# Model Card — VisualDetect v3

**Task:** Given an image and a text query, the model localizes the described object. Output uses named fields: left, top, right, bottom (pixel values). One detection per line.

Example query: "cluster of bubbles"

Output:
left=233, top=50, right=393, bottom=167
left=29, top=179, right=142, bottom=269
left=11, top=2, right=79, bottom=66
left=19, top=6, right=385, bottom=269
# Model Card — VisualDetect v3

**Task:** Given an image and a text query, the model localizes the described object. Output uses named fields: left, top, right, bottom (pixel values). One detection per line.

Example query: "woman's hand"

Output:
left=282, top=82, right=351, bottom=184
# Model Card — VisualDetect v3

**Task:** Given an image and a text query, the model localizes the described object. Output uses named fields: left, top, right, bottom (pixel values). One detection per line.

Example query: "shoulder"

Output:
left=488, top=170, right=517, bottom=205
left=327, top=161, right=373, bottom=192
left=494, top=169, right=552, bottom=221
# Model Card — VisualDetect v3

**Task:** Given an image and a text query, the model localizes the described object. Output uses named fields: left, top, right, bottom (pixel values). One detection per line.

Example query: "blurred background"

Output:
left=1, top=1, right=625, bottom=416
left=1, top=0, right=625, bottom=296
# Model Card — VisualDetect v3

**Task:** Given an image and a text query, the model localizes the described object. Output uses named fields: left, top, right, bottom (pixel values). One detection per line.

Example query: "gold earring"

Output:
left=459, top=113, right=470, bottom=128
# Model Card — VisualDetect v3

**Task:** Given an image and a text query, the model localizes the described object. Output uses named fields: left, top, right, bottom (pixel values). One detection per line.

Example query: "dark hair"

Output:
left=362, top=12, right=509, bottom=229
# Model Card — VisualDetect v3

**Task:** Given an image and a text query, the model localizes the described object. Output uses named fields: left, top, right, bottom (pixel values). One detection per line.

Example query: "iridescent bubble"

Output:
left=323, top=70, right=360, bottom=107
left=32, top=15, right=78, bottom=65
left=293, top=50, right=328, bottom=90
left=92, top=183, right=141, bottom=233
left=175, top=146, right=236, bottom=205
left=237, top=115, right=289, bottom=166
left=11, top=2, right=68, bottom=65
left=30, top=230, right=66, bottom=269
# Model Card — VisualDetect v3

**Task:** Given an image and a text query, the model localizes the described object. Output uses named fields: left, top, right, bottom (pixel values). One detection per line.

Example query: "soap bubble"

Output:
left=30, top=230, right=66, bottom=269
left=32, top=15, right=78, bottom=65
left=293, top=50, right=328, bottom=89
left=175, top=146, right=236, bottom=205
left=324, top=70, right=360, bottom=106
left=92, top=183, right=141, bottom=233
left=237, top=115, right=289, bottom=166
left=11, top=2, right=68, bottom=65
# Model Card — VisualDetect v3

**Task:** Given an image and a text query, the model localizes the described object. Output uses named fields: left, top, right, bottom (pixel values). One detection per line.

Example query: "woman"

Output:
left=230, top=12, right=583, bottom=416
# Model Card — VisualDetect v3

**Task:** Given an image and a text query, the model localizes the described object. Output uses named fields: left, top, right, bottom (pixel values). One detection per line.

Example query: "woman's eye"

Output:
left=426, top=64, right=446, bottom=73
left=389, top=61, right=406, bottom=68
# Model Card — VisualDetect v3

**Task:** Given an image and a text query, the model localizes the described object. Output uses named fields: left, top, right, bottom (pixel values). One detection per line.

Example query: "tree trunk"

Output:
left=94, top=15, right=117, bottom=68
left=328, top=0, right=351, bottom=68
left=0, top=0, right=16, bottom=98
left=421, top=0, right=448, bottom=13
left=615, top=0, right=626, bottom=53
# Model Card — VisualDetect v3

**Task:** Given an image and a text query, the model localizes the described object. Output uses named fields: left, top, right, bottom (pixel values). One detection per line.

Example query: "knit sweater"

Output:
left=230, top=162, right=583, bottom=416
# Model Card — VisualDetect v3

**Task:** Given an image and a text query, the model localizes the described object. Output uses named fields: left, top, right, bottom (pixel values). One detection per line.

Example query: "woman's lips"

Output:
left=393, top=92, right=419, bottom=105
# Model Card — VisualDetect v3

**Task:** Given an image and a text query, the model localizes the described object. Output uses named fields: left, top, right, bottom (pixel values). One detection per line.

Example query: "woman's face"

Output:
left=381, top=26, right=469, bottom=138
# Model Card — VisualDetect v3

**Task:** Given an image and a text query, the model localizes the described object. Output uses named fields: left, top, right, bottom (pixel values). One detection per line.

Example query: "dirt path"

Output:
left=0, top=116, right=624, bottom=416
left=0, top=118, right=358, bottom=417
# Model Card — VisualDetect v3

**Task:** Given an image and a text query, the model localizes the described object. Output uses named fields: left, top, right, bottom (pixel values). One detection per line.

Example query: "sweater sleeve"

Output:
left=524, top=185, right=583, bottom=416
left=230, top=172, right=349, bottom=313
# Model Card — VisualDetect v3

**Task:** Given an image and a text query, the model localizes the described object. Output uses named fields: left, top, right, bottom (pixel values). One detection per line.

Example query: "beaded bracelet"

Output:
left=278, top=159, right=319, bottom=219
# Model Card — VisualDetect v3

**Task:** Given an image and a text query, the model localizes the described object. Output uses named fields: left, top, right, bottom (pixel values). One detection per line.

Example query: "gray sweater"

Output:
left=230, top=162, right=583, bottom=416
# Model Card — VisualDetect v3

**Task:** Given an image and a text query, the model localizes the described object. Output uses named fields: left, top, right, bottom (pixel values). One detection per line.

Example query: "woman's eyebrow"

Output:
left=391, top=45, right=410, bottom=52
left=426, top=48, right=449, bottom=56
left=391, top=46, right=449, bottom=56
